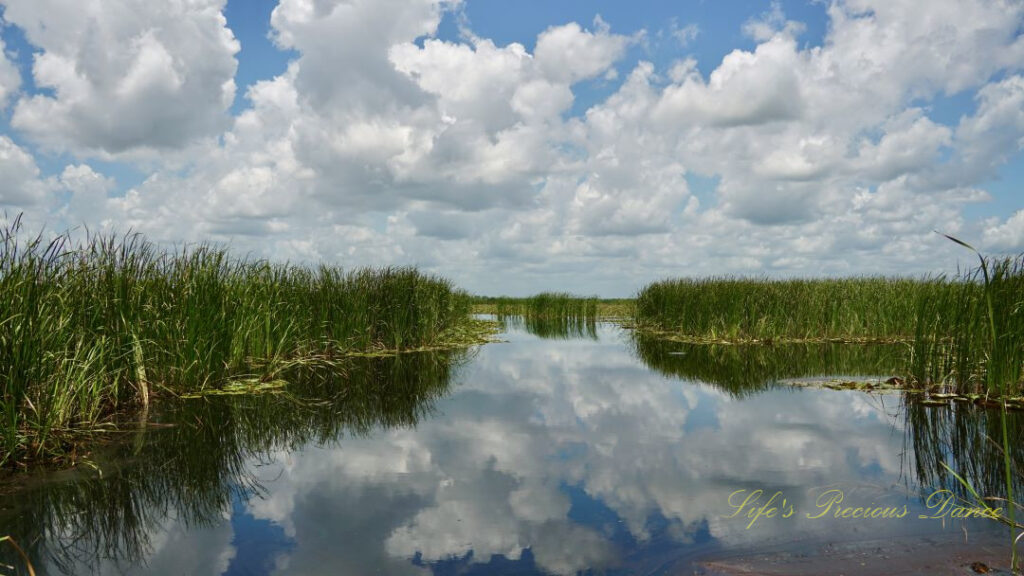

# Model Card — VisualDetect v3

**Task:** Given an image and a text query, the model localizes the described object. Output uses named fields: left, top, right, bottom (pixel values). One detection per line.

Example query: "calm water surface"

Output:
left=0, top=320, right=1018, bottom=575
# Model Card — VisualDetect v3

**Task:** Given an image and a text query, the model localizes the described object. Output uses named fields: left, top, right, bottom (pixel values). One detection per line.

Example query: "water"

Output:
left=0, top=321, right=1018, bottom=575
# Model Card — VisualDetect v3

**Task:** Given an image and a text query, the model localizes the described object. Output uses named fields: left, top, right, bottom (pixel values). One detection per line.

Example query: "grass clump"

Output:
left=474, top=292, right=600, bottom=319
left=911, top=254, right=1024, bottom=397
left=635, top=277, right=944, bottom=343
left=0, top=216, right=475, bottom=467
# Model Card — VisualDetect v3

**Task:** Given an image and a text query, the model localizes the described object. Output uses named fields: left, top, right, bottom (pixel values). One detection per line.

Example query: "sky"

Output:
left=0, top=0, right=1021, bottom=297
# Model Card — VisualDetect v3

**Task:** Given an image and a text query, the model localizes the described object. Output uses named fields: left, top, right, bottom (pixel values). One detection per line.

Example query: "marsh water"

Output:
left=1, top=319, right=1021, bottom=575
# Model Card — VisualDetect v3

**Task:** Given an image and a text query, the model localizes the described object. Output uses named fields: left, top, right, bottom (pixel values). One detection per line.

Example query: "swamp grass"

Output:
left=473, top=292, right=599, bottom=319
left=473, top=293, right=630, bottom=339
left=472, top=294, right=634, bottom=319
left=0, top=217, right=476, bottom=467
left=635, top=256, right=1024, bottom=397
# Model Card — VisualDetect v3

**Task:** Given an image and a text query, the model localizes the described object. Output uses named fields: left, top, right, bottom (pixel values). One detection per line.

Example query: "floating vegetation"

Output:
left=0, top=216, right=478, bottom=467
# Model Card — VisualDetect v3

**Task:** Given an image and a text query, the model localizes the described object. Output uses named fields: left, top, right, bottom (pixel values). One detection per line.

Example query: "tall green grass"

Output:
left=0, top=216, right=472, bottom=467
left=635, top=259, right=1024, bottom=397
left=635, top=277, right=945, bottom=343
left=475, top=292, right=599, bottom=320
left=911, top=255, right=1024, bottom=397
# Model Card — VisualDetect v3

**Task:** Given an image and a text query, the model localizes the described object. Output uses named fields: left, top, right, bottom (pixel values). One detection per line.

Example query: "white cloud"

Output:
left=4, top=0, right=239, bottom=156
left=984, top=210, right=1024, bottom=251
left=0, top=37, right=21, bottom=108
left=534, top=17, right=632, bottom=83
left=0, top=135, right=54, bottom=208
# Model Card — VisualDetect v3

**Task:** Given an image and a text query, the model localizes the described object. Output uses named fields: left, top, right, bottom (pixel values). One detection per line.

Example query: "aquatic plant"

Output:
left=474, top=292, right=601, bottom=320
left=635, top=276, right=946, bottom=343
left=0, top=216, right=474, bottom=467
left=910, top=252, right=1024, bottom=397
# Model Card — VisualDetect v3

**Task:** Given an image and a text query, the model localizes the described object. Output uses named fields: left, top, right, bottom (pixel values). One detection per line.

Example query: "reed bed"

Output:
left=635, top=277, right=944, bottom=343
left=0, top=217, right=473, bottom=467
left=635, top=258, right=1024, bottom=397
left=474, top=292, right=600, bottom=320
left=911, top=255, right=1024, bottom=397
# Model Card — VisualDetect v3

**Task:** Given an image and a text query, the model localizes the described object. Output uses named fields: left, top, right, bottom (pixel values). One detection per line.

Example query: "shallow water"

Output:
left=0, top=320, right=1019, bottom=575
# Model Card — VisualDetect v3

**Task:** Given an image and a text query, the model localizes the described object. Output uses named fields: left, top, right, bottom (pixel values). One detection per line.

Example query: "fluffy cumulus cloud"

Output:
left=0, top=0, right=1022, bottom=294
left=3, top=0, right=239, bottom=156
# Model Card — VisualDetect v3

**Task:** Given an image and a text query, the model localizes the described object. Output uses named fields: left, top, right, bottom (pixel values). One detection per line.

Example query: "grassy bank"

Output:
left=0, top=218, right=480, bottom=467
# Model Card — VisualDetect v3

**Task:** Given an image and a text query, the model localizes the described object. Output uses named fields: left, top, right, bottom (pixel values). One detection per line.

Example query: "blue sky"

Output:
left=0, top=0, right=1021, bottom=296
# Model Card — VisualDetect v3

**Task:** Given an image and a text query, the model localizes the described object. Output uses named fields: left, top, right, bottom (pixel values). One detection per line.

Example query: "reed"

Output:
left=635, top=259, right=1023, bottom=398
left=910, top=253, right=1024, bottom=397
left=474, top=292, right=600, bottom=320
left=0, top=216, right=474, bottom=467
left=635, top=277, right=946, bottom=343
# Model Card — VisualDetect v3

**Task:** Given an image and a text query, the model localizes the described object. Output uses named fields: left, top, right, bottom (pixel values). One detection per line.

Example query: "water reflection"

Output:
left=904, top=399, right=1024, bottom=502
left=631, top=332, right=908, bottom=397
left=496, top=314, right=598, bottom=340
left=0, top=324, right=1018, bottom=575
left=0, top=351, right=466, bottom=575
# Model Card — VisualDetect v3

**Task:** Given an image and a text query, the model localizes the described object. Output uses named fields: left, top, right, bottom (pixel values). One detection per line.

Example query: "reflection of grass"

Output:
left=498, top=314, right=598, bottom=340
left=905, top=400, right=1024, bottom=504
left=0, top=216, right=477, bottom=468
left=631, top=333, right=907, bottom=398
left=0, top=536, right=35, bottom=575
left=0, top=350, right=463, bottom=574
left=904, top=398, right=1024, bottom=572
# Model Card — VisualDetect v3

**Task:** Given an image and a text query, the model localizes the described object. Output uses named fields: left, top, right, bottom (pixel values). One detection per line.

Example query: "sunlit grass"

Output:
left=0, top=216, right=474, bottom=467
left=635, top=277, right=942, bottom=343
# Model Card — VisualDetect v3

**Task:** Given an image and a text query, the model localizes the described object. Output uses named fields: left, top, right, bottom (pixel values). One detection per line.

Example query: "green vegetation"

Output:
left=473, top=292, right=599, bottom=319
left=501, top=315, right=598, bottom=340
left=635, top=277, right=942, bottom=343
left=635, top=255, right=1024, bottom=398
left=472, top=294, right=634, bottom=319
left=0, top=217, right=479, bottom=468
left=911, top=254, right=1024, bottom=397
